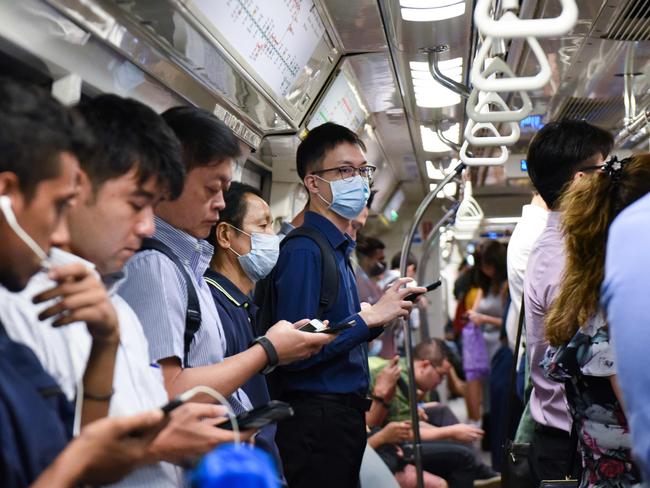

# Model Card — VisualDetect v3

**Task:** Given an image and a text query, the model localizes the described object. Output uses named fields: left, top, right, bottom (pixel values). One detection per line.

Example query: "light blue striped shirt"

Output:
left=119, top=216, right=251, bottom=412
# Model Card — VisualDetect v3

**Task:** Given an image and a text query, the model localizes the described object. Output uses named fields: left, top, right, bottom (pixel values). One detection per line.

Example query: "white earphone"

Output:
left=0, top=195, right=51, bottom=268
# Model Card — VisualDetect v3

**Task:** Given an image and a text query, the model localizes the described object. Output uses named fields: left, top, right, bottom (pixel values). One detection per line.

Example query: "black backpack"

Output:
left=253, top=227, right=340, bottom=336
left=138, top=237, right=201, bottom=368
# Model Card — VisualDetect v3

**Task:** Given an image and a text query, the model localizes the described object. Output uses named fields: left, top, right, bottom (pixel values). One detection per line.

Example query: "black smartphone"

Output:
left=320, top=319, right=356, bottom=334
left=404, top=280, right=442, bottom=302
left=219, top=400, right=294, bottom=431
left=299, top=318, right=355, bottom=334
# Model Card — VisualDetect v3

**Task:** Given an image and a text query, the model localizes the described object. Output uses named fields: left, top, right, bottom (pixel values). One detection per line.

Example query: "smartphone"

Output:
left=219, top=400, right=294, bottom=431
left=404, top=280, right=442, bottom=302
left=299, top=318, right=355, bottom=334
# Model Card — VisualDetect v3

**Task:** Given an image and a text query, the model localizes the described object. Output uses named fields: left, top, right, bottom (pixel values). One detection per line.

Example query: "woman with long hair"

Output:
left=462, top=240, right=508, bottom=425
left=544, top=155, right=649, bottom=487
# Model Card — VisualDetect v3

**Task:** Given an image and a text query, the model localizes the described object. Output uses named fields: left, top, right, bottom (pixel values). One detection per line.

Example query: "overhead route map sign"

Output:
left=193, top=0, right=326, bottom=98
left=307, top=70, right=368, bottom=131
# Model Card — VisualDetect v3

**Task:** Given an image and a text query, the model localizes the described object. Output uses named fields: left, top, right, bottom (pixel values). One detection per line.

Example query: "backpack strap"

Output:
left=139, top=237, right=201, bottom=368
left=281, top=227, right=340, bottom=316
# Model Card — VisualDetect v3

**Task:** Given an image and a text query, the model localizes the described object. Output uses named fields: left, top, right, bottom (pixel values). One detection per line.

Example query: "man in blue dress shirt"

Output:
left=270, top=122, right=424, bottom=488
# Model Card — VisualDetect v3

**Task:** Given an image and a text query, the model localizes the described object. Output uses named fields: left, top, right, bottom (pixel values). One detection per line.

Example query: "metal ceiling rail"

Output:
left=615, top=107, right=650, bottom=146
left=398, top=161, right=466, bottom=488
left=426, top=45, right=471, bottom=99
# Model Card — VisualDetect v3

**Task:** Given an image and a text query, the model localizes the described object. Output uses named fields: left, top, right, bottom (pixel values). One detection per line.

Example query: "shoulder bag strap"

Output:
left=139, top=237, right=201, bottom=368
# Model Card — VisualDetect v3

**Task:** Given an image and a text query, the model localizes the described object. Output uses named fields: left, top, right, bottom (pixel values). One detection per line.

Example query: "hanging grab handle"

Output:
left=466, top=84, right=533, bottom=123
left=460, top=139, right=508, bottom=166
left=464, top=119, right=520, bottom=146
left=474, top=0, right=578, bottom=38
left=470, top=37, right=551, bottom=92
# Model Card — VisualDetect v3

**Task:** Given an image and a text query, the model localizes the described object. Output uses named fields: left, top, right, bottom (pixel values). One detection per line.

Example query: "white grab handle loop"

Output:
left=460, top=139, right=508, bottom=166
left=466, top=85, right=533, bottom=123
left=474, top=0, right=578, bottom=38
left=470, top=36, right=551, bottom=92
left=464, top=119, right=520, bottom=147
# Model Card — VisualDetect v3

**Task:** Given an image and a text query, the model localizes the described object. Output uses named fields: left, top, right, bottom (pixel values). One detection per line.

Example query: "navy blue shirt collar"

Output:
left=303, top=211, right=355, bottom=258
left=204, top=269, right=256, bottom=312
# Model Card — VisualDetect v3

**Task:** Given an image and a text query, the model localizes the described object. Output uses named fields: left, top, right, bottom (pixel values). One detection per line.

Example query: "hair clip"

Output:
left=603, top=156, right=631, bottom=183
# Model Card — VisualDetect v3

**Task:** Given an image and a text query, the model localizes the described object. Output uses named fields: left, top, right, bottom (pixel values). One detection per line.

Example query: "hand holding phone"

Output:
left=299, top=318, right=355, bottom=334
left=219, top=401, right=294, bottom=431
left=404, top=280, right=442, bottom=302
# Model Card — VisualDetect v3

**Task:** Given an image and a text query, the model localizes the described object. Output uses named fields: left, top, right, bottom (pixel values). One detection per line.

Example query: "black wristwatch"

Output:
left=250, top=336, right=279, bottom=375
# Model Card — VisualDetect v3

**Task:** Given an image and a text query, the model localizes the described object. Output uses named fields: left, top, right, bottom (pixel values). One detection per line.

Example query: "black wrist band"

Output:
left=250, top=336, right=278, bottom=374
left=371, top=394, right=391, bottom=410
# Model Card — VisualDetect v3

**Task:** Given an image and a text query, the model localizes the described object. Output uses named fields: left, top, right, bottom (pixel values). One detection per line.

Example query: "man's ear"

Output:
left=0, top=171, right=20, bottom=197
left=303, top=174, right=319, bottom=195
left=215, top=222, right=233, bottom=250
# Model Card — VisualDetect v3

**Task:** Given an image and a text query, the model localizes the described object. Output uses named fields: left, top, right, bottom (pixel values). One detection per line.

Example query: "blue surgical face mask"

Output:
left=316, top=175, right=370, bottom=220
left=368, top=339, right=383, bottom=357
left=228, top=225, right=280, bottom=282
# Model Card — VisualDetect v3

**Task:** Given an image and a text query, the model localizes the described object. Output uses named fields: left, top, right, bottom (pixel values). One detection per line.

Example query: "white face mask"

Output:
left=0, top=195, right=51, bottom=270
left=228, top=224, right=281, bottom=282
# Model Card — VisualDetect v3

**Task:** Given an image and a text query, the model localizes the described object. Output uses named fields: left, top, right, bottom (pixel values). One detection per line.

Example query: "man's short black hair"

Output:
left=296, top=122, right=366, bottom=181
left=390, top=251, right=417, bottom=271
left=526, top=119, right=613, bottom=209
left=0, top=78, right=94, bottom=200
left=162, top=106, right=241, bottom=170
left=356, top=234, right=385, bottom=258
left=77, top=95, right=185, bottom=199
left=207, top=182, right=262, bottom=248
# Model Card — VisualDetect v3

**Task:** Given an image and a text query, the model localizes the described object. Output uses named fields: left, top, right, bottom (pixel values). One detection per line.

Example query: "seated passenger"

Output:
left=118, top=107, right=332, bottom=418
left=0, top=78, right=166, bottom=486
left=523, top=119, right=613, bottom=485
left=367, top=422, right=447, bottom=488
left=544, top=154, right=649, bottom=487
left=369, top=341, right=499, bottom=488
left=205, top=182, right=282, bottom=464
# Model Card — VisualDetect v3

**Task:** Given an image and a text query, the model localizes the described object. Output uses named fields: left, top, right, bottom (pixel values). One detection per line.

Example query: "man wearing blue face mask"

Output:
left=269, top=122, right=425, bottom=488
left=205, top=182, right=283, bottom=470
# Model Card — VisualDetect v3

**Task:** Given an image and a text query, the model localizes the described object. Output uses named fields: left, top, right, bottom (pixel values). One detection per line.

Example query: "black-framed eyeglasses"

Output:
left=311, top=165, right=377, bottom=182
left=579, top=163, right=606, bottom=173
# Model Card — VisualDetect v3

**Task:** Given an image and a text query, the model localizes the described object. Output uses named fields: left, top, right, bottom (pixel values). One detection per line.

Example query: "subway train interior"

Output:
left=2, top=0, right=650, bottom=487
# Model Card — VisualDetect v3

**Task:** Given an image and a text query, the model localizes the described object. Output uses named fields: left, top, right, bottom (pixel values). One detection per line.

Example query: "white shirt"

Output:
left=506, top=204, right=548, bottom=356
left=0, top=249, right=184, bottom=487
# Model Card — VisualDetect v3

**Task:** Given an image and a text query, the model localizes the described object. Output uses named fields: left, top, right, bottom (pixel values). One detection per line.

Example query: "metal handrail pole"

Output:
left=398, top=162, right=465, bottom=488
